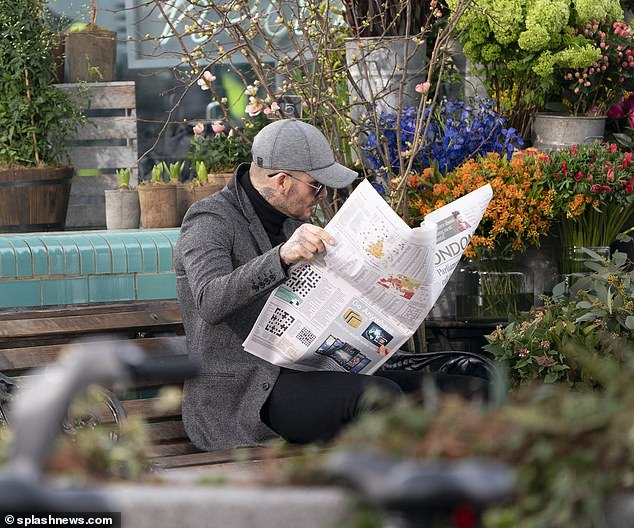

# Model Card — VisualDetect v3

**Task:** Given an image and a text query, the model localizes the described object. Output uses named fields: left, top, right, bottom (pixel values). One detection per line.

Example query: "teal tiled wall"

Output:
left=0, top=229, right=180, bottom=310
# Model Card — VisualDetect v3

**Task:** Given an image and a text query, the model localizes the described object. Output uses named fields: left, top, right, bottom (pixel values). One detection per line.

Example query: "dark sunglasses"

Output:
left=267, top=172, right=325, bottom=197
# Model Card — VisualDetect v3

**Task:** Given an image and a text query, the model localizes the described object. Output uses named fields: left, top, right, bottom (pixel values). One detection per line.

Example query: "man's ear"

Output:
left=272, top=172, right=289, bottom=195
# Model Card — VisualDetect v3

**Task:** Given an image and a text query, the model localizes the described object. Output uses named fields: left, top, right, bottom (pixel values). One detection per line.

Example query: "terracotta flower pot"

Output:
left=192, top=183, right=224, bottom=203
left=138, top=184, right=178, bottom=228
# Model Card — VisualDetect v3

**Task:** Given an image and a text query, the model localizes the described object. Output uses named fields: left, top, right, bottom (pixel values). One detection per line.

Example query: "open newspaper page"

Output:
left=243, top=179, right=492, bottom=374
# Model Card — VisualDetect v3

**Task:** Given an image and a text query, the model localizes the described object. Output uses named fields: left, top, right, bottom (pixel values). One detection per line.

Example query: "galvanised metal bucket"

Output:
left=531, top=113, right=606, bottom=152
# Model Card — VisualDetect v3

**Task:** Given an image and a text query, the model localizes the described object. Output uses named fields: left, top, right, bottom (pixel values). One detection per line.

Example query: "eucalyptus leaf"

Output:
left=626, top=316, right=634, bottom=330
left=576, top=313, right=599, bottom=323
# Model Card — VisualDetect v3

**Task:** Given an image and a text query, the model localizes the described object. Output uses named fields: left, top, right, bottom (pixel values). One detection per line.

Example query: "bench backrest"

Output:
left=0, top=300, right=203, bottom=464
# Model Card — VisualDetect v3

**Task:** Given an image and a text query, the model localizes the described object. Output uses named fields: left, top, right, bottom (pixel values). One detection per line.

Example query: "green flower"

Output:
left=553, top=43, right=601, bottom=69
left=573, top=0, right=623, bottom=25
left=533, top=51, right=556, bottom=77
left=480, top=43, right=502, bottom=62
left=519, top=0, right=569, bottom=51
left=490, top=0, right=524, bottom=45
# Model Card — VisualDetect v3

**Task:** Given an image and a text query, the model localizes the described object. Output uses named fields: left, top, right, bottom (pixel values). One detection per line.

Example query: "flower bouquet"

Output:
left=407, top=150, right=556, bottom=320
left=542, top=141, right=634, bottom=273
left=547, top=19, right=634, bottom=116
left=607, top=92, right=634, bottom=149
left=406, top=150, right=555, bottom=255
left=363, top=97, right=523, bottom=179
left=447, top=0, right=628, bottom=136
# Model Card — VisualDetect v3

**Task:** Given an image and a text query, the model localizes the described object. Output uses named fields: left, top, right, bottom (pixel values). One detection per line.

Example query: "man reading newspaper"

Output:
left=174, top=119, right=488, bottom=452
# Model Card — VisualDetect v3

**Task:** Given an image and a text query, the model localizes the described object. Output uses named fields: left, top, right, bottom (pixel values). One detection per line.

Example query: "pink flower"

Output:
left=561, top=161, right=568, bottom=176
left=607, top=167, right=615, bottom=180
left=196, top=71, right=216, bottom=91
left=245, top=96, right=263, bottom=117
left=192, top=122, right=205, bottom=135
left=211, top=121, right=225, bottom=134
left=415, top=81, right=431, bottom=94
left=590, top=184, right=602, bottom=193
left=264, top=101, right=281, bottom=115
left=574, top=170, right=584, bottom=181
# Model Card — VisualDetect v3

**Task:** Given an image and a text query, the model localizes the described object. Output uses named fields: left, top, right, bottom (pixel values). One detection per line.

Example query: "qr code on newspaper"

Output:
left=296, top=327, right=316, bottom=347
left=284, top=263, right=322, bottom=299
left=402, top=305, right=422, bottom=323
left=265, top=308, right=295, bottom=337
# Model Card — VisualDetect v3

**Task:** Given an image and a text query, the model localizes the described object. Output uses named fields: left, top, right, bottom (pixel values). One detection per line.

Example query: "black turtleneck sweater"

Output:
left=239, top=168, right=289, bottom=246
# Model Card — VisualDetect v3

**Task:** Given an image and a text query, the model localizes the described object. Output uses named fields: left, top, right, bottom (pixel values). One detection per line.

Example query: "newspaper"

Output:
left=243, top=179, right=493, bottom=374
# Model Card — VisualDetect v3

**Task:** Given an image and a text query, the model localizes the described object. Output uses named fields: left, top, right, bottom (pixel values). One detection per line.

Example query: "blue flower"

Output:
left=363, top=97, right=525, bottom=178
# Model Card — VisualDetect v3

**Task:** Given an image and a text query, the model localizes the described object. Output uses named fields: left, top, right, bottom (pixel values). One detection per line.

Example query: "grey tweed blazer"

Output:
left=174, top=164, right=303, bottom=451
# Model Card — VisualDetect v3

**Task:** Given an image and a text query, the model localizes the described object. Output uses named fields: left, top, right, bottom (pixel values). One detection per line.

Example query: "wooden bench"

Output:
left=0, top=299, right=264, bottom=471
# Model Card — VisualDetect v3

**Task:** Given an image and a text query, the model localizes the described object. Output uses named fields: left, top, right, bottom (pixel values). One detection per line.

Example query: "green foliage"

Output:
left=0, top=0, right=82, bottom=166
left=115, top=168, right=131, bottom=189
left=163, top=161, right=185, bottom=183
left=150, top=163, right=165, bottom=183
left=194, top=160, right=208, bottom=184
left=322, top=337, right=634, bottom=527
left=186, top=125, right=251, bottom=174
left=484, top=251, right=634, bottom=386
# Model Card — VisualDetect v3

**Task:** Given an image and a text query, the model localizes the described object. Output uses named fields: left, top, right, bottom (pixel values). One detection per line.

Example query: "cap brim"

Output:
left=308, top=162, right=358, bottom=189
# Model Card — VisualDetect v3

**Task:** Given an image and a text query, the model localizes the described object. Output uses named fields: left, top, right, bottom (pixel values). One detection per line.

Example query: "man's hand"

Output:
left=280, top=224, right=335, bottom=266
left=376, top=345, right=390, bottom=357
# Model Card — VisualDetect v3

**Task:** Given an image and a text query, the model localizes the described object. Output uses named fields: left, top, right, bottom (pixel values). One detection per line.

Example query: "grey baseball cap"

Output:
left=252, top=119, right=357, bottom=188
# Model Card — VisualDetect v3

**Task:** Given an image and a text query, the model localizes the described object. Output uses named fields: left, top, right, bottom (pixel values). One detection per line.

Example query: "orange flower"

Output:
left=405, top=151, right=555, bottom=259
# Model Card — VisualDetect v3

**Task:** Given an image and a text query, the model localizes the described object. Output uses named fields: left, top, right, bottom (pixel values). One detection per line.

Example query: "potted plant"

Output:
left=341, top=0, right=438, bottom=120
left=186, top=120, right=248, bottom=186
left=104, top=168, right=140, bottom=230
left=160, top=160, right=187, bottom=223
left=64, top=0, right=117, bottom=82
left=137, top=163, right=179, bottom=229
left=190, top=160, right=223, bottom=203
left=0, top=0, right=82, bottom=233
left=447, top=0, right=628, bottom=141
left=541, top=141, right=634, bottom=274
left=484, top=250, right=634, bottom=386
left=406, top=149, right=557, bottom=320
left=533, top=16, right=634, bottom=150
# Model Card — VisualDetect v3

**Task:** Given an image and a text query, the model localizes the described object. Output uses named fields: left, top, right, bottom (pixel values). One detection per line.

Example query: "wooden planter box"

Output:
left=56, top=81, right=138, bottom=229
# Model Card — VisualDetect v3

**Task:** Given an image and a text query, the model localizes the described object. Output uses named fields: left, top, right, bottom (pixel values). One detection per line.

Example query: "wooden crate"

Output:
left=56, top=82, right=138, bottom=229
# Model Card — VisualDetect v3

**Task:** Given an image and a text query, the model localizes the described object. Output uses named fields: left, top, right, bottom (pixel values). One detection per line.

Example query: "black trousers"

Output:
left=260, top=367, right=487, bottom=444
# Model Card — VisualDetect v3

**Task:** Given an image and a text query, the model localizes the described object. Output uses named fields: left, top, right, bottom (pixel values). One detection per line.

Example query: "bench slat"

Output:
left=0, top=336, right=187, bottom=373
left=149, top=442, right=202, bottom=458
left=0, top=309, right=182, bottom=340
left=122, top=398, right=182, bottom=421
left=146, top=420, right=187, bottom=443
